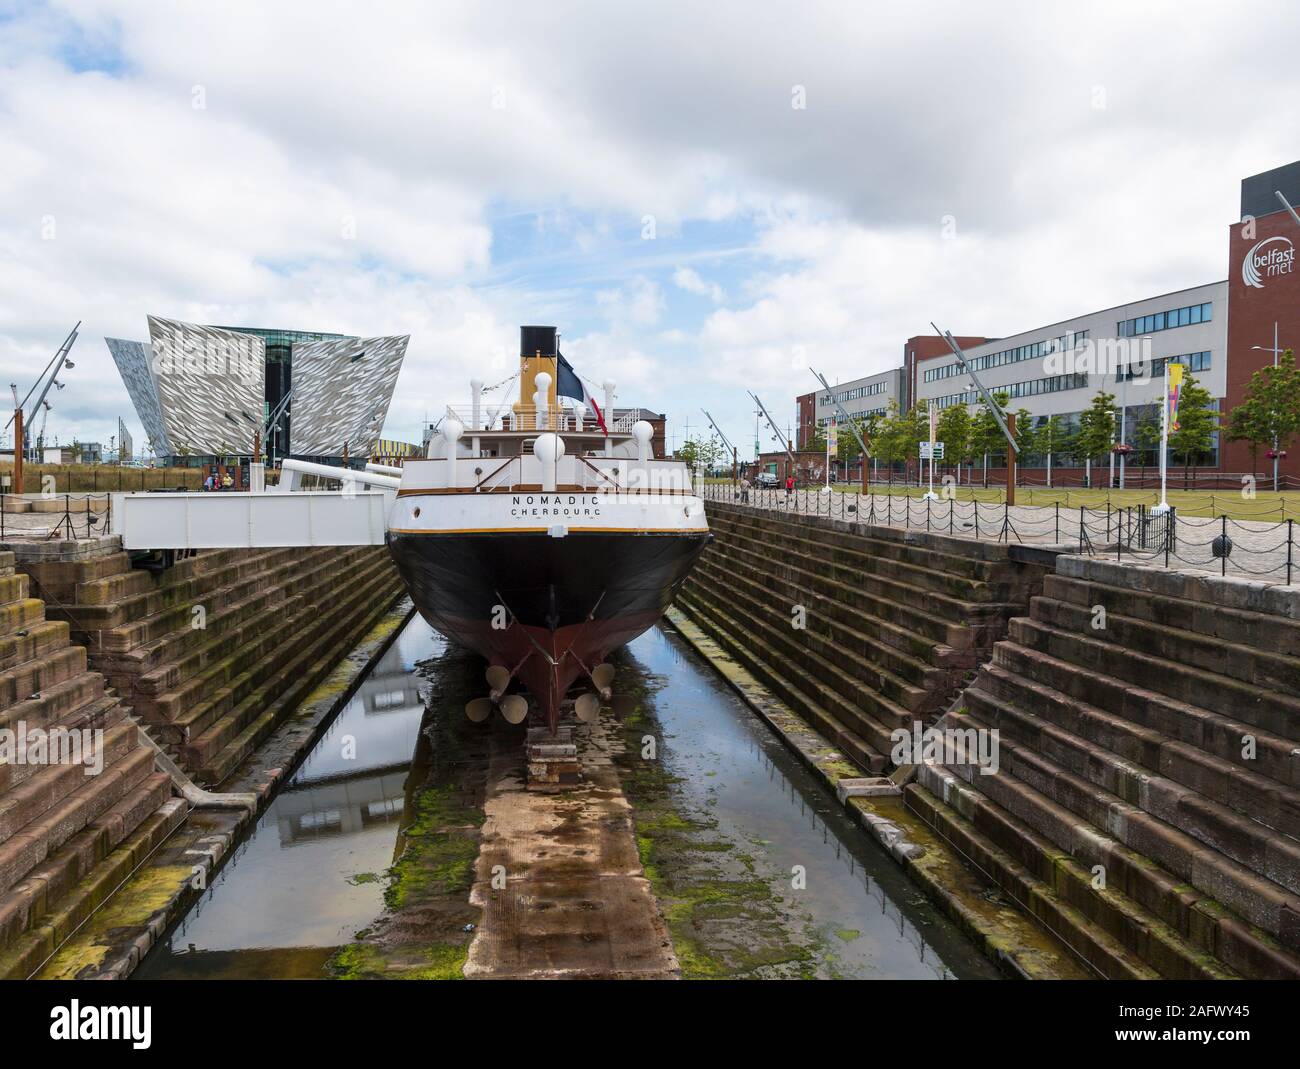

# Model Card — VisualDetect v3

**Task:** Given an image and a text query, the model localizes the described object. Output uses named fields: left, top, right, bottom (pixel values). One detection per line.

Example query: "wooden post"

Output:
left=12, top=408, right=23, bottom=500
left=1006, top=413, right=1017, bottom=507
left=253, top=430, right=261, bottom=465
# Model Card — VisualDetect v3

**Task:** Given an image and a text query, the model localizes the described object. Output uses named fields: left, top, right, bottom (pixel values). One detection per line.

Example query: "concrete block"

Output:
left=836, top=777, right=902, bottom=802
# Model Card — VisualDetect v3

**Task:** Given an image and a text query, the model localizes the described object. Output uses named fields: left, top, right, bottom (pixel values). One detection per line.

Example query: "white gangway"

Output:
left=110, top=460, right=397, bottom=549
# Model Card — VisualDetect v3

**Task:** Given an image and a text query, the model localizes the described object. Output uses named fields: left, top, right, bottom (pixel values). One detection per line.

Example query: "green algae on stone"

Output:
left=328, top=940, right=467, bottom=981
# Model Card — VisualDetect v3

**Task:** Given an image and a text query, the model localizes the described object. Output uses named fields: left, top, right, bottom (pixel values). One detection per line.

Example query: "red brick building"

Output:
left=1223, top=162, right=1300, bottom=483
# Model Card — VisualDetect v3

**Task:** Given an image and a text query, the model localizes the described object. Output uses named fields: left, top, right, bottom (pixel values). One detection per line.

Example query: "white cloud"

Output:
left=673, top=266, right=724, bottom=303
left=3, top=0, right=1300, bottom=457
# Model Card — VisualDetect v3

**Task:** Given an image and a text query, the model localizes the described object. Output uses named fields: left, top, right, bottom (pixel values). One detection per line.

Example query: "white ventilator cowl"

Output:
left=632, top=420, right=653, bottom=462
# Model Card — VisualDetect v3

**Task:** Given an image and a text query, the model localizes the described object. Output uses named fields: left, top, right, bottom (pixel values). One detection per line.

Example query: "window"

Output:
left=1117, top=300, right=1212, bottom=338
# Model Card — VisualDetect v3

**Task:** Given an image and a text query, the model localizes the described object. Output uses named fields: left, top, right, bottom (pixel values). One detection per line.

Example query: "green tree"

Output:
left=872, top=402, right=906, bottom=486
left=1129, top=408, right=1162, bottom=485
left=970, top=391, right=1011, bottom=488
left=678, top=435, right=724, bottom=475
left=895, top=403, right=929, bottom=486
left=1031, top=414, right=1068, bottom=488
left=1167, top=373, right=1218, bottom=489
left=935, top=403, right=971, bottom=485
left=1073, top=391, right=1116, bottom=488
left=1225, top=349, right=1300, bottom=491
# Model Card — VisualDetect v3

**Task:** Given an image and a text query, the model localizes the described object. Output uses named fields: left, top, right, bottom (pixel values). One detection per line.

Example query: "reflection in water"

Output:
left=136, top=619, right=441, bottom=979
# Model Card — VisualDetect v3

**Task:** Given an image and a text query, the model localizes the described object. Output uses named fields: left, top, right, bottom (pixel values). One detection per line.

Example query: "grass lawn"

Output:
left=829, top=484, right=1299, bottom=520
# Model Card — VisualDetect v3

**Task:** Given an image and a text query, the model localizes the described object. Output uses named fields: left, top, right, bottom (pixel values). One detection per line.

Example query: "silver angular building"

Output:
left=276, top=334, right=407, bottom=457
left=105, top=337, right=171, bottom=456
left=106, top=317, right=408, bottom=468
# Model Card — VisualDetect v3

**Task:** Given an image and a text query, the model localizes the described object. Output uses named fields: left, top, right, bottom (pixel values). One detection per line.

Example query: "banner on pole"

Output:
left=1167, top=362, right=1184, bottom=432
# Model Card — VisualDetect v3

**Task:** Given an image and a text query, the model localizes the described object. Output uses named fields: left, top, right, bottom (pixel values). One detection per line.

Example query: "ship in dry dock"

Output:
left=385, top=326, right=709, bottom=734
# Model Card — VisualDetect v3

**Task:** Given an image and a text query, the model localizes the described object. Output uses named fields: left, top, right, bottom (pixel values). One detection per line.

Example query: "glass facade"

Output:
left=210, top=326, right=345, bottom=461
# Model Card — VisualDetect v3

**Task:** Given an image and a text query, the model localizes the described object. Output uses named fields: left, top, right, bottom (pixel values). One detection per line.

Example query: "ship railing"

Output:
left=405, top=453, right=695, bottom=495
left=443, top=404, right=620, bottom=435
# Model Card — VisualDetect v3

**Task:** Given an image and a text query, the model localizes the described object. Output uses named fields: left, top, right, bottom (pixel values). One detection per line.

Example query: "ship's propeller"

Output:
left=591, top=663, right=615, bottom=691
left=499, top=694, right=529, bottom=724
left=485, top=664, right=511, bottom=693
left=465, top=697, right=492, bottom=723
left=574, top=692, right=600, bottom=723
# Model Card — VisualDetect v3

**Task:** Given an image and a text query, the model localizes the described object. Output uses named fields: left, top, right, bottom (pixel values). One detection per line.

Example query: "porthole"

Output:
left=413, top=507, right=421, bottom=518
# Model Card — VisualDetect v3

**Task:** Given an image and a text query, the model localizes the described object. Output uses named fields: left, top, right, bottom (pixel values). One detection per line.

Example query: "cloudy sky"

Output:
left=2, top=0, right=1298, bottom=457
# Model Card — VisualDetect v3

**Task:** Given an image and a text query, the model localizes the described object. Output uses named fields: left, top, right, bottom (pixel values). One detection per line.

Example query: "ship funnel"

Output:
left=520, top=325, right=557, bottom=357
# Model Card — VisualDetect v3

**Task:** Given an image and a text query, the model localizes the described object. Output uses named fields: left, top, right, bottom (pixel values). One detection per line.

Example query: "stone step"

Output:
left=0, top=621, right=70, bottom=677
left=991, top=639, right=1300, bottom=793
left=708, top=504, right=1040, bottom=591
left=905, top=774, right=1250, bottom=979
left=939, top=707, right=1300, bottom=957
left=0, top=645, right=86, bottom=713
left=0, top=599, right=46, bottom=640
left=709, top=498, right=1031, bottom=569
left=694, top=552, right=941, bottom=704
left=704, top=526, right=980, bottom=659
left=961, top=684, right=1300, bottom=891
left=128, top=583, right=295, bottom=695
left=0, top=573, right=30, bottom=607
left=682, top=566, right=920, bottom=738
left=675, top=588, right=886, bottom=772
left=0, top=722, right=140, bottom=843
left=177, top=552, right=401, bottom=749
left=190, top=566, right=407, bottom=784
left=0, top=695, right=126, bottom=794
left=0, top=787, right=182, bottom=975
left=58, top=547, right=305, bottom=635
left=709, top=511, right=1019, bottom=605
left=156, top=549, right=392, bottom=734
left=0, top=672, right=107, bottom=736
left=0, top=619, right=71, bottom=676
left=1009, top=615, right=1300, bottom=746
left=1043, top=571, right=1300, bottom=661
left=1032, top=590, right=1300, bottom=701
left=975, top=659, right=1300, bottom=840
left=0, top=744, right=155, bottom=897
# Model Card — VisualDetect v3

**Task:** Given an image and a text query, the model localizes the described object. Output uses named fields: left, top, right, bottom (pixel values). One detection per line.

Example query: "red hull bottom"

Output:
left=427, top=609, right=662, bottom=731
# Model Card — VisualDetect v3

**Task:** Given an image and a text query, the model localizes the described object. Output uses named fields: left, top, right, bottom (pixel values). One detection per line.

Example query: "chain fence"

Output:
left=701, top=484, right=1297, bottom=586
left=0, top=493, right=112, bottom=542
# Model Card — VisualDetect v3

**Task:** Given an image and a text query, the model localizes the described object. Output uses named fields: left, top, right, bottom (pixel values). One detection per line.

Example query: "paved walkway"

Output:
left=703, top=486, right=1299, bottom=587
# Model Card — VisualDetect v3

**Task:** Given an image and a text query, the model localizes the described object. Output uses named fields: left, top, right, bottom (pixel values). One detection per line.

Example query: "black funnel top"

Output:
left=520, top=325, right=557, bottom=357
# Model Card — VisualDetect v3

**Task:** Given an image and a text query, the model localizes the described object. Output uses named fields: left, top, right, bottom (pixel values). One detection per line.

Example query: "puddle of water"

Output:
left=613, top=625, right=1001, bottom=980
left=136, top=619, right=442, bottom=980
